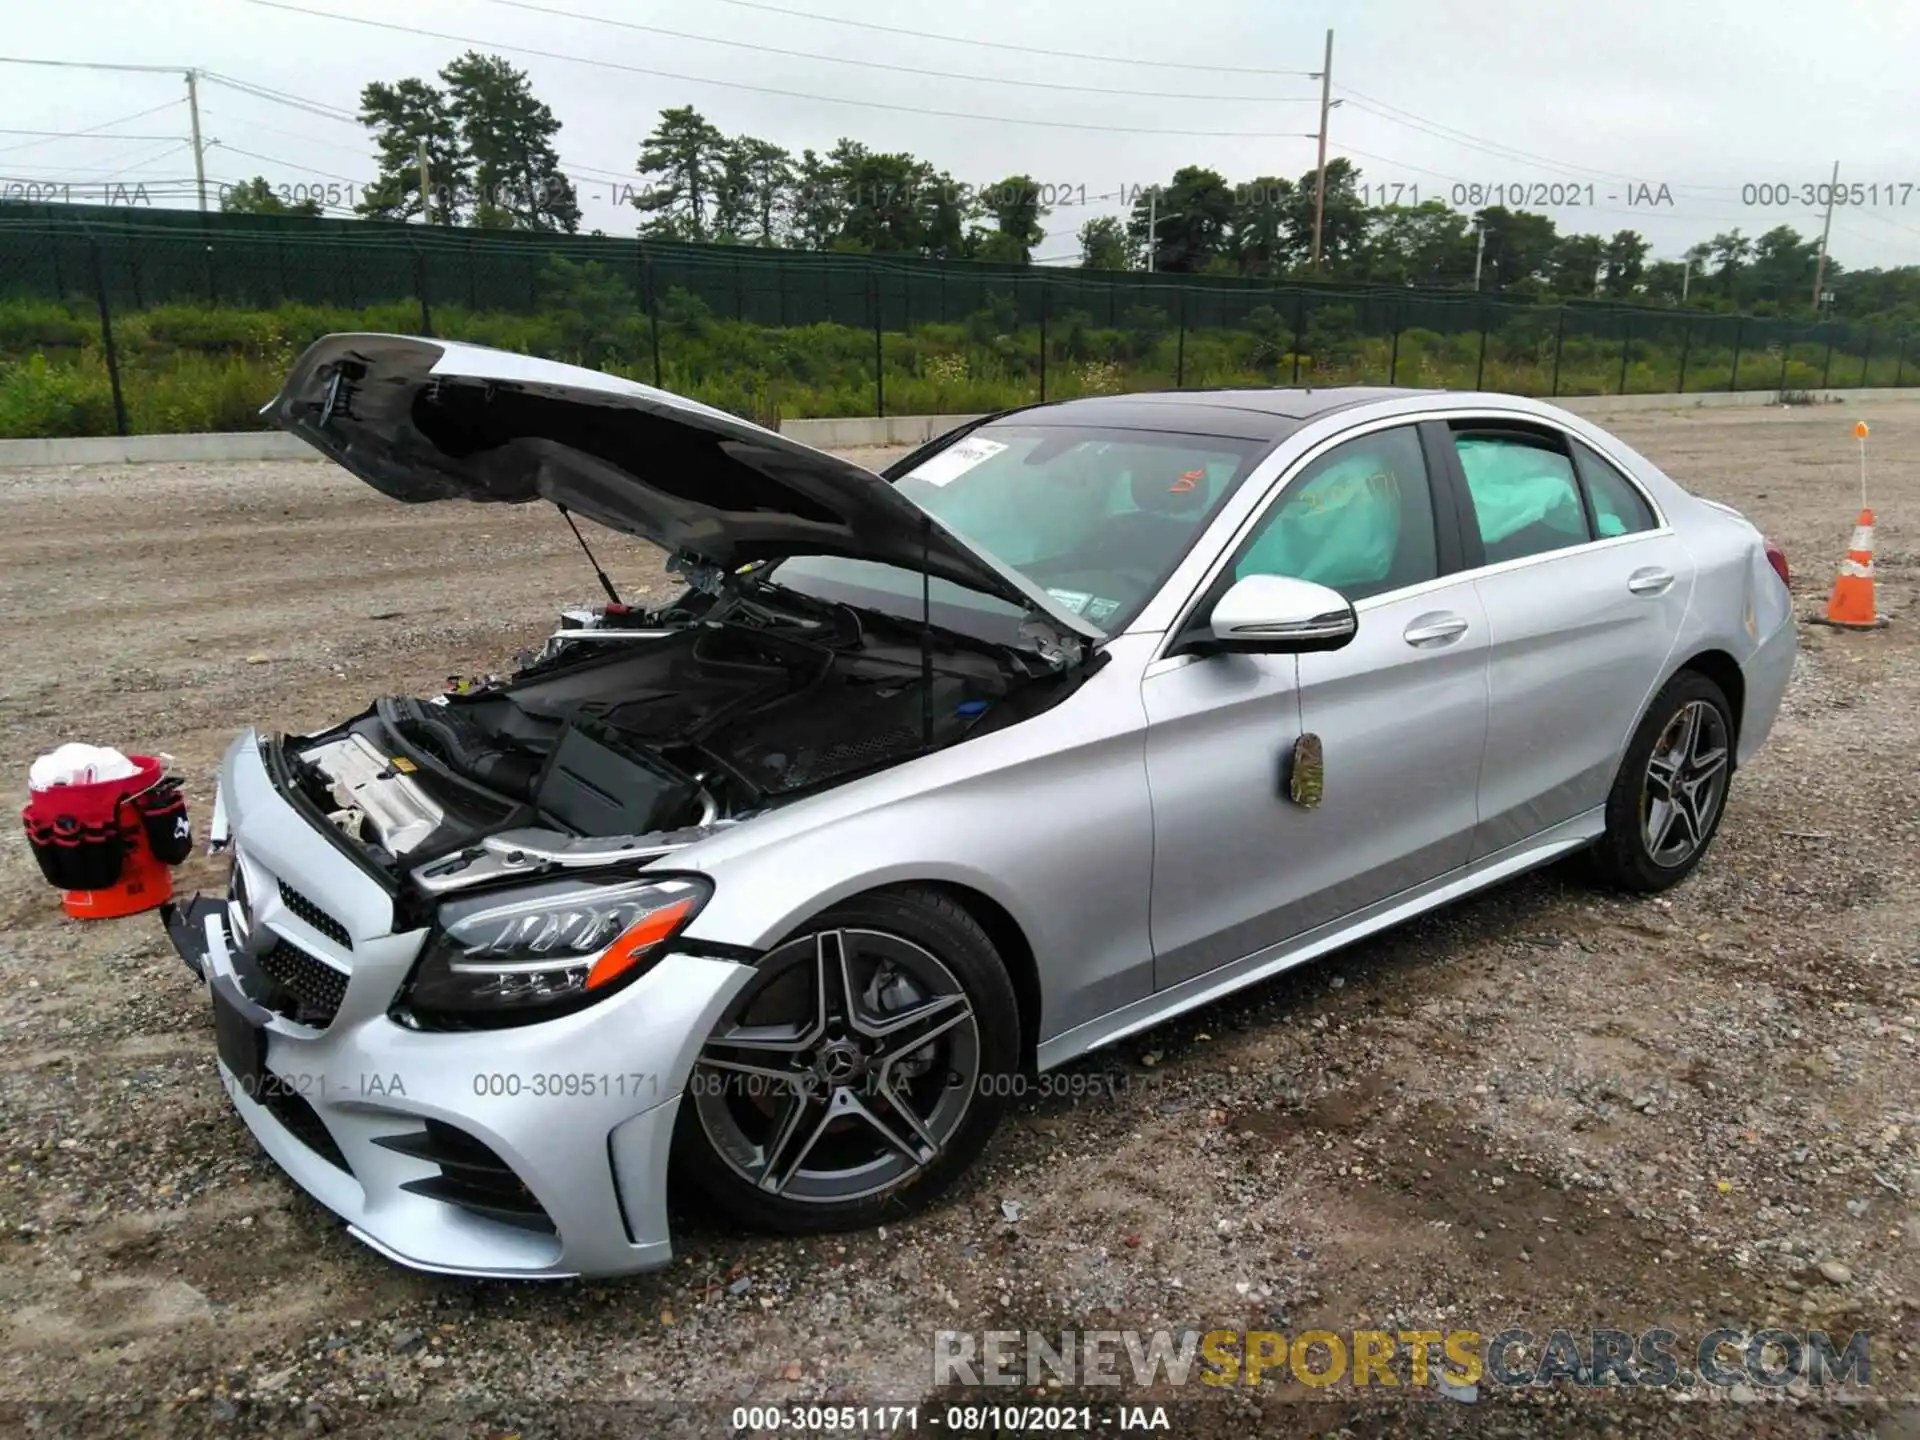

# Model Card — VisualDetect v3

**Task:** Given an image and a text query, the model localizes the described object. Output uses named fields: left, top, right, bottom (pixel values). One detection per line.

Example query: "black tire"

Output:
left=1589, top=670, right=1736, bottom=893
left=672, top=885, right=1020, bottom=1235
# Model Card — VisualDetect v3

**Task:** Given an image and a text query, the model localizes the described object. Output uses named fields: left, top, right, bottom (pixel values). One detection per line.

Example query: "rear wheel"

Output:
left=1590, top=671, right=1735, bottom=892
left=673, top=887, right=1019, bottom=1234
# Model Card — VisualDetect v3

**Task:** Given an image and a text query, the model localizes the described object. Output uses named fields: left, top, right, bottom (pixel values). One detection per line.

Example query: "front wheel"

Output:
left=1590, top=670, right=1735, bottom=892
left=673, top=887, right=1020, bottom=1235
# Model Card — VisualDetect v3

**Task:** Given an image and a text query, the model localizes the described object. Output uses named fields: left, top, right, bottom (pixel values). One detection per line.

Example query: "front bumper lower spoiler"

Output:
left=160, top=893, right=221, bottom=981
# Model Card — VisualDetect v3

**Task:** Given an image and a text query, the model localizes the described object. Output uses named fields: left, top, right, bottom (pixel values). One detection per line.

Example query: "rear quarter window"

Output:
left=1571, top=439, right=1659, bottom=537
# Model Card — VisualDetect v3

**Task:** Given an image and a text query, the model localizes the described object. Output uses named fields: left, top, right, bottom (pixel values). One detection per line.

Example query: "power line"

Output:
left=0, top=127, right=182, bottom=140
left=208, top=141, right=369, bottom=186
left=95, top=141, right=195, bottom=184
left=0, top=151, right=195, bottom=181
left=0, top=161, right=200, bottom=177
left=474, top=0, right=1318, bottom=104
left=1339, top=93, right=1647, bottom=186
left=1334, top=87, right=1740, bottom=198
left=1844, top=207, right=1920, bottom=243
left=198, top=70, right=363, bottom=126
left=198, top=108, right=374, bottom=158
left=560, top=157, right=640, bottom=182
left=0, top=99, right=186, bottom=158
left=0, top=55, right=186, bottom=75
left=247, top=1, right=1324, bottom=139
left=691, top=0, right=1317, bottom=76
left=0, top=173, right=204, bottom=187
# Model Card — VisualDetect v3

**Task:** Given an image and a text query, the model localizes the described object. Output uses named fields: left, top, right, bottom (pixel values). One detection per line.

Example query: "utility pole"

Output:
left=417, top=138, right=433, bottom=225
left=1810, top=159, right=1840, bottom=311
left=1310, top=28, right=1333, bottom=270
left=1146, top=185, right=1157, bottom=273
left=1681, top=256, right=1690, bottom=303
left=0, top=59, right=213, bottom=206
left=185, top=69, right=207, bottom=211
left=1473, top=223, right=1485, bottom=290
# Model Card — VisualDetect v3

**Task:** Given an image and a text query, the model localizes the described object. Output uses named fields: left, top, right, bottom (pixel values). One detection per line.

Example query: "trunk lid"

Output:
left=264, top=333, right=1095, bottom=641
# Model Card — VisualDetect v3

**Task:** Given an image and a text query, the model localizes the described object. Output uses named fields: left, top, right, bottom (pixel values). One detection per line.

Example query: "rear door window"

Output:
left=1451, top=430, right=1591, bottom=564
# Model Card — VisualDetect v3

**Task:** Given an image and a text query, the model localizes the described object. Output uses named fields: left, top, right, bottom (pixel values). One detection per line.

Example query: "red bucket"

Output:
left=22, top=754, right=177, bottom=919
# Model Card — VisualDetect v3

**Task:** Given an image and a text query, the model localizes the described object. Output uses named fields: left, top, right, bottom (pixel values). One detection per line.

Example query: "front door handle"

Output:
left=1403, top=612, right=1469, bottom=647
left=1628, top=567, right=1676, bottom=596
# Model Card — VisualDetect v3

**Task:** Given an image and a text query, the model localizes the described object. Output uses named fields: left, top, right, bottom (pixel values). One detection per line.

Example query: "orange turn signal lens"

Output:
left=585, top=898, right=695, bottom=991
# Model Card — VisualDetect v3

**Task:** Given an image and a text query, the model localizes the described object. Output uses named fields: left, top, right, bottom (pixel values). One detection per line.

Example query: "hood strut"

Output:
left=558, top=505, right=623, bottom=606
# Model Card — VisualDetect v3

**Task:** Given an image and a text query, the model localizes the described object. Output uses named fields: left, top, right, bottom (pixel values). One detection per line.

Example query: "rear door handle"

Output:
left=1628, top=567, right=1676, bottom=596
left=1403, top=612, right=1469, bottom=647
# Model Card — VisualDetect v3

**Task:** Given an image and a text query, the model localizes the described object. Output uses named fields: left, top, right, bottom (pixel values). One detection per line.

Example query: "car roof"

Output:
left=1000, top=387, right=1441, bottom=441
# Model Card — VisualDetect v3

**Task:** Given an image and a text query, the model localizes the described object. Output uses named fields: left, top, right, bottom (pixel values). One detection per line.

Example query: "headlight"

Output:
left=400, top=874, right=711, bottom=1028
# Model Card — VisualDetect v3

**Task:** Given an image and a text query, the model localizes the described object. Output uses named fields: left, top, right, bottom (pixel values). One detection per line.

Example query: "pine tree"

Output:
left=440, top=52, right=579, bottom=232
left=356, top=77, right=467, bottom=223
left=633, top=106, right=729, bottom=241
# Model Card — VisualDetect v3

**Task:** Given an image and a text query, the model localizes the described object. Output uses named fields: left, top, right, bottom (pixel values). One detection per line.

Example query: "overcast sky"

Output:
left=4, top=0, right=1918, bottom=270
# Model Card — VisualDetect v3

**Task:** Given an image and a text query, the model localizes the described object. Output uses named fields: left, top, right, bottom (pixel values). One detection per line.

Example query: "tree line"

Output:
left=209, top=53, right=1919, bottom=327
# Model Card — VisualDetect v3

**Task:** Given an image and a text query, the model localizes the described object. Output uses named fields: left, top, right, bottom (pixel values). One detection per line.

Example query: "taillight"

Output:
left=1764, top=539, right=1790, bottom=589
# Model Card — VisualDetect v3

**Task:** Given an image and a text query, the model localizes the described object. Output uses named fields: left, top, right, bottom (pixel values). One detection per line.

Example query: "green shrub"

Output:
left=0, top=300, right=96, bottom=357
left=0, top=354, right=119, bottom=437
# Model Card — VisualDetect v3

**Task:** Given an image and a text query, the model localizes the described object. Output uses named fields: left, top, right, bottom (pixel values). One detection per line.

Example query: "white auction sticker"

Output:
left=907, top=436, right=1008, bottom=487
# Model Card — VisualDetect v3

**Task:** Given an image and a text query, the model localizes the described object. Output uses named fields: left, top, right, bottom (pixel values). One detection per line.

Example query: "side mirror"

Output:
left=1204, top=574, right=1358, bottom=654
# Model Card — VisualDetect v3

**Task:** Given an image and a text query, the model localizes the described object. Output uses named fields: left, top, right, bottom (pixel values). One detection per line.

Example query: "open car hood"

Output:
left=264, top=334, right=1097, bottom=644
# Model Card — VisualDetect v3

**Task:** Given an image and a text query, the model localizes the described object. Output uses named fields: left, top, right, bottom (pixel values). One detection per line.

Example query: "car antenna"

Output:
left=920, top=511, right=935, bottom=752
left=556, top=505, right=623, bottom=606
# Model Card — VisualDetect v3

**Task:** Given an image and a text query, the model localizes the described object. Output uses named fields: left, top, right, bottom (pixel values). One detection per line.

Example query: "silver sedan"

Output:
left=165, top=335, right=1796, bottom=1278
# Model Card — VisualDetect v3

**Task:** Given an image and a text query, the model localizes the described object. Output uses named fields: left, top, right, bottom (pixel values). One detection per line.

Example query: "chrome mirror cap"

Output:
left=1207, top=575, right=1358, bottom=654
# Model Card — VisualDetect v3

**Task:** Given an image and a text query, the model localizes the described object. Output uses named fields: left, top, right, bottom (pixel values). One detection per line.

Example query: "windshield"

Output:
left=771, top=423, right=1268, bottom=641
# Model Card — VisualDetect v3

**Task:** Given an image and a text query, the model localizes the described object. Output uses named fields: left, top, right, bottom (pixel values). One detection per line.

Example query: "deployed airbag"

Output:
left=1236, top=450, right=1401, bottom=591
left=1454, top=439, right=1587, bottom=547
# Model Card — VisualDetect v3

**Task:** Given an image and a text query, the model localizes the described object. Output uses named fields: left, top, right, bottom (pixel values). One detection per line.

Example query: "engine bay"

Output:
left=284, top=579, right=1060, bottom=877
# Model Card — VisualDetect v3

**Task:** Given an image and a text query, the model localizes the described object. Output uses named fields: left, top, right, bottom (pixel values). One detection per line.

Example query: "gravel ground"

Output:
left=2, top=406, right=1919, bottom=1439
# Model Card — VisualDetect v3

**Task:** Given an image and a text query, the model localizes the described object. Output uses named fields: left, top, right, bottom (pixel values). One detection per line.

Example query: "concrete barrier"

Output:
left=775, top=389, right=1914, bottom=447
left=3, top=386, right=1915, bottom=468
left=1553, top=387, right=1909, bottom=417
left=779, top=413, right=986, bottom=449
left=0, top=431, right=312, bottom=467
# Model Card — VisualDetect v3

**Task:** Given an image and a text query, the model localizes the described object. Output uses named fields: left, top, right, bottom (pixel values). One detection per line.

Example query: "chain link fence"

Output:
left=1, top=204, right=1910, bottom=438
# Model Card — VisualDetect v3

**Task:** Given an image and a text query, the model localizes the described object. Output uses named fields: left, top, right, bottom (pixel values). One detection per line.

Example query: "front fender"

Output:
left=675, top=636, right=1162, bottom=1043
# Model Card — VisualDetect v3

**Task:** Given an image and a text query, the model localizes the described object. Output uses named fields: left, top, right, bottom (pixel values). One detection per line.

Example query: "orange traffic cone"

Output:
left=1812, top=507, right=1889, bottom=630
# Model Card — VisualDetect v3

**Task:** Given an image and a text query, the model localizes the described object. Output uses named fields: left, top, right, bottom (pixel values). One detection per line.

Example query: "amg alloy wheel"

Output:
left=1591, top=670, right=1735, bottom=893
left=674, top=888, right=1020, bottom=1233
left=1641, top=699, right=1731, bottom=870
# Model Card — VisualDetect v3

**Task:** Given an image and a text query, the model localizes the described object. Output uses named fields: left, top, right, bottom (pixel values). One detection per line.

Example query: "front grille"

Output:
left=374, top=1120, right=555, bottom=1234
left=277, top=880, right=352, bottom=950
left=258, top=1083, right=351, bottom=1174
left=256, top=938, right=349, bottom=1027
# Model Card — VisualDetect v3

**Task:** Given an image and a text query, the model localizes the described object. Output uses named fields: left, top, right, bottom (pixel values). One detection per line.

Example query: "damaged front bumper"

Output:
left=162, top=731, right=756, bottom=1279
